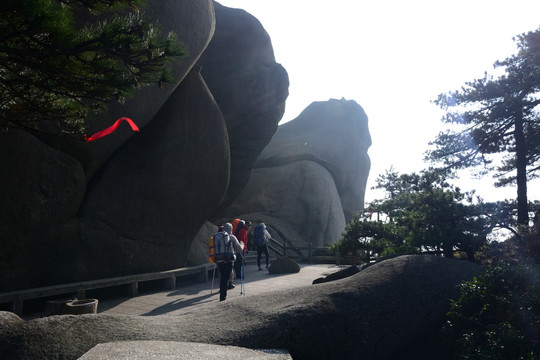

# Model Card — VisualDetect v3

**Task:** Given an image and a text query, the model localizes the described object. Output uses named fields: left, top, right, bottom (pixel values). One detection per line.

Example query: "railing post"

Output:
left=13, top=298, right=23, bottom=316
left=77, top=289, right=86, bottom=299
left=166, top=275, right=176, bottom=290
left=336, top=250, right=341, bottom=267
left=128, top=281, right=138, bottom=297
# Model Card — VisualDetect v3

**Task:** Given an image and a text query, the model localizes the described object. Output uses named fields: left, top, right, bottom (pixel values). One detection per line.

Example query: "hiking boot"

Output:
left=228, top=283, right=235, bottom=290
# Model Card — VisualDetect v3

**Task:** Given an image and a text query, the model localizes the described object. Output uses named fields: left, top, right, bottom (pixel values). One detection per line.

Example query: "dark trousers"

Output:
left=234, top=253, right=243, bottom=279
left=257, top=245, right=269, bottom=267
left=217, top=261, right=233, bottom=301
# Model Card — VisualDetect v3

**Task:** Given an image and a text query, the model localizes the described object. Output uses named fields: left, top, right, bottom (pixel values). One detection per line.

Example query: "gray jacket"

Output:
left=221, top=222, right=244, bottom=258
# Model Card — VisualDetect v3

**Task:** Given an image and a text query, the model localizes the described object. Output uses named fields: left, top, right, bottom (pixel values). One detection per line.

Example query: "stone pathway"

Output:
left=98, top=263, right=344, bottom=316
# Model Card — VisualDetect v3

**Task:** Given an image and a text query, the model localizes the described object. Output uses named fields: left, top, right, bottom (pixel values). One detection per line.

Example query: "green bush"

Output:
left=442, top=263, right=540, bottom=359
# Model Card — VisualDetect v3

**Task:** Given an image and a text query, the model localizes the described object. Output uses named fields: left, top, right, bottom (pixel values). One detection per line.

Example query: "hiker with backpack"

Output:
left=213, top=222, right=244, bottom=301
left=254, top=222, right=271, bottom=271
left=233, top=220, right=250, bottom=280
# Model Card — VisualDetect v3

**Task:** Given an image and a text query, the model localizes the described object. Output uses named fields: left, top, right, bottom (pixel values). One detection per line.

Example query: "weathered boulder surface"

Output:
left=257, top=99, right=371, bottom=222
left=32, top=68, right=227, bottom=283
left=0, top=129, right=87, bottom=289
left=312, top=264, right=360, bottom=284
left=72, top=68, right=229, bottom=278
left=187, top=221, right=219, bottom=266
left=198, top=2, right=289, bottom=217
left=79, top=341, right=293, bottom=359
left=218, top=99, right=370, bottom=247
left=0, top=1, right=288, bottom=290
left=38, top=0, right=217, bottom=177
left=0, top=0, right=216, bottom=290
left=219, top=160, right=346, bottom=247
left=0, top=255, right=481, bottom=360
left=268, top=256, right=301, bottom=274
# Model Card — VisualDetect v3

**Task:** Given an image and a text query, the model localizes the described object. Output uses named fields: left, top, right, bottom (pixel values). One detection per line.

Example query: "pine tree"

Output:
left=427, top=27, right=540, bottom=226
left=0, top=0, right=185, bottom=137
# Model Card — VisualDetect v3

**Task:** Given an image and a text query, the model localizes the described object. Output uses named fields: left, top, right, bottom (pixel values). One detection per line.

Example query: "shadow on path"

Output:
left=141, top=292, right=218, bottom=316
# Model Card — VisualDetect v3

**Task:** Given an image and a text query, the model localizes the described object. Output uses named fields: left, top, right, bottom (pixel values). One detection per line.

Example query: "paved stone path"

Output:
left=98, top=263, right=344, bottom=316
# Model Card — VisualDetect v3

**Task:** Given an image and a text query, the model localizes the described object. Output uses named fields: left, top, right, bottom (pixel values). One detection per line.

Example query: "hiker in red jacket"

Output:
left=233, top=220, right=251, bottom=280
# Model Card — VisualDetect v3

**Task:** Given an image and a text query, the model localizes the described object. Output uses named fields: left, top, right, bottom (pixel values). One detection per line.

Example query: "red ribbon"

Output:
left=84, top=117, right=139, bottom=142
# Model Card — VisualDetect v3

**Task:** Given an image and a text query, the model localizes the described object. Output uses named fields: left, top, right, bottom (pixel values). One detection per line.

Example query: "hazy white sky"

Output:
left=217, top=0, right=540, bottom=204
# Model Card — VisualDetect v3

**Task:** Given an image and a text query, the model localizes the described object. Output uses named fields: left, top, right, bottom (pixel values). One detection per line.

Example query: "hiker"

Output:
left=214, top=222, right=244, bottom=301
left=231, top=218, right=243, bottom=235
left=226, top=219, right=243, bottom=288
left=234, top=220, right=250, bottom=280
left=230, top=219, right=244, bottom=281
left=254, top=222, right=271, bottom=270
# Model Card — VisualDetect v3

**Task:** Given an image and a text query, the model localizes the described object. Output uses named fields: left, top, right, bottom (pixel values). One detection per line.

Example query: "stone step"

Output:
left=239, top=252, right=271, bottom=266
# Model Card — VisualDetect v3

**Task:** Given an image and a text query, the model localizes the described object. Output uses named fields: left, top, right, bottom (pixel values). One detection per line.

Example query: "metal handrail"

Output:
left=265, top=238, right=362, bottom=265
left=250, top=232, right=363, bottom=266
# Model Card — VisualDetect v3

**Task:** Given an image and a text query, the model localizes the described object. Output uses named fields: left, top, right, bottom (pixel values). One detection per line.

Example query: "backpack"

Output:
left=231, top=218, right=244, bottom=236
left=253, top=224, right=266, bottom=247
left=235, top=220, right=245, bottom=236
left=213, top=231, right=235, bottom=262
left=208, top=235, right=216, bottom=263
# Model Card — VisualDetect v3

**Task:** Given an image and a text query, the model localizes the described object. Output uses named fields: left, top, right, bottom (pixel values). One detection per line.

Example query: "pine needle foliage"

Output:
left=0, top=0, right=185, bottom=137
left=427, top=27, right=540, bottom=226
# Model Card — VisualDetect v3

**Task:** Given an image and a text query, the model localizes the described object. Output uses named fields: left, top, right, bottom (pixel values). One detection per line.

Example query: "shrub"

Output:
left=442, top=263, right=540, bottom=359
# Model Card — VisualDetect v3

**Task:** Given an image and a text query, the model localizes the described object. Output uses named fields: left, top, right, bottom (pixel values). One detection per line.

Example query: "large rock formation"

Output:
left=218, top=99, right=371, bottom=247
left=0, top=1, right=289, bottom=291
left=0, top=255, right=481, bottom=360
left=79, top=341, right=294, bottom=359
left=198, top=2, right=289, bottom=216
left=39, top=0, right=218, bottom=178
left=220, top=160, right=346, bottom=247
left=72, top=68, right=229, bottom=278
left=0, top=130, right=87, bottom=288
left=257, top=99, right=371, bottom=222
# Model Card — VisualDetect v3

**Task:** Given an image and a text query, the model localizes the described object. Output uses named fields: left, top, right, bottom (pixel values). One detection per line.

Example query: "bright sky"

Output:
left=217, top=0, right=540, bottom=205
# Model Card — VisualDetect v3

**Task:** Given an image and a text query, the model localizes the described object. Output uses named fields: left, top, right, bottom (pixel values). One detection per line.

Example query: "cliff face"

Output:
left=199, top=3, right=290, bottom=216
left=216, top=99, right=371, bottom=248
left=0, top=0, right=288, bottom=291
left=257, top=99, right=371, bottom=223
left=0, top=2, right=370, bottom=291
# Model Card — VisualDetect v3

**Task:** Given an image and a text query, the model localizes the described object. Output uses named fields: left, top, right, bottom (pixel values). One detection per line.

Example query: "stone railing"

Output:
left=0, top=263, right=216, bottom=316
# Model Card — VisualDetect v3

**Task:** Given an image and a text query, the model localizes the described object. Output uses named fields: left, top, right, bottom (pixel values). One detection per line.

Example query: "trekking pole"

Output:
left=266, top=243, right=270, bottom=270
left=240, top=261, right=245, bottom=295
left=210, top=266, right=216, bottom=294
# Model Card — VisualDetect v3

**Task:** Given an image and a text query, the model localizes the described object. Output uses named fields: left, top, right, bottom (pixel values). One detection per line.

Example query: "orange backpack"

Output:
left=208, top=236, right=215, bottom=263
left=231, top=218, right=241, bottom=235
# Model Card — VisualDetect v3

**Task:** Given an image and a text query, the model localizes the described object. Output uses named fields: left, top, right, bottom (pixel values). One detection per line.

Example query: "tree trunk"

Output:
left=514, top=114, right=529, bottom=227
left=442, top=244, right=453, bottom=258
left=465, top=248, right=475, bottom=262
